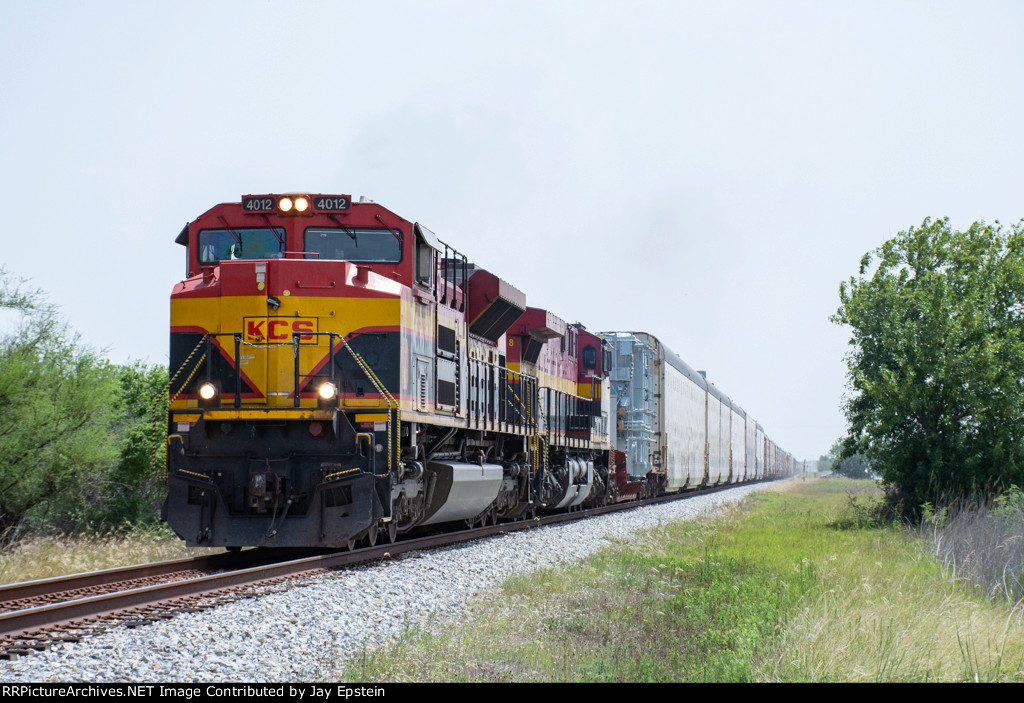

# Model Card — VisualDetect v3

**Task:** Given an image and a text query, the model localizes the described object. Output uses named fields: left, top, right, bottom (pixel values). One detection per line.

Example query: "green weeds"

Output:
left=336, top=480, right=1024, bottom=682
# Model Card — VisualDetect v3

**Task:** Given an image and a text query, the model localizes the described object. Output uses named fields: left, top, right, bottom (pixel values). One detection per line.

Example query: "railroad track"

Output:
left=0, top=482, right=744, bottom=659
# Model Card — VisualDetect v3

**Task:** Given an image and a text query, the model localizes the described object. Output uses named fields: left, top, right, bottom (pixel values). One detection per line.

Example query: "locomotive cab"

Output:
left=165, top=194, right=416, bottom=548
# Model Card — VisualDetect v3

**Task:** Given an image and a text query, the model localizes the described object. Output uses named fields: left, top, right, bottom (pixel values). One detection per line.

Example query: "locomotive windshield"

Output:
left=304, top=227, right=402, bottom=263
left=198, top=228, right=285, bottom=263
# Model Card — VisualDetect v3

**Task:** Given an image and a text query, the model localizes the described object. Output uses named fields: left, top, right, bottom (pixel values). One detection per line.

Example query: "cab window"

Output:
left=304, top=227, right=402, bottom=262
left=197, top=228, right=285, bottom=264
left=416, top=238, right=434, bottom=286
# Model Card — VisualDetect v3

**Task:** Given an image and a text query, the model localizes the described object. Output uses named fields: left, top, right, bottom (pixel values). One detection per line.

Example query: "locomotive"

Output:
left=162, top=193, right=794, bottom=550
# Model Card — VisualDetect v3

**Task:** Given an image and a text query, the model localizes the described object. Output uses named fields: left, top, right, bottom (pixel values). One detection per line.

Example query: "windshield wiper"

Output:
left=217, top=216, right=242, bottom=245
left=328, top=214, right=359, bottom=244
left=374, top=214, right=403, bottom=245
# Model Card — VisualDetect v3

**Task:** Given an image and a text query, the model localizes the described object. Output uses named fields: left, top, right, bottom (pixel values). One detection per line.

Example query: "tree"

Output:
left=0, top=269, right=120, bottom=536
left=0, top=270, right=173, bottom=537
left=823, top=439, right=871, bottom=479
left=833, top=218, right=1024, bottom=517
left=101, top=362, right=169, bottom=526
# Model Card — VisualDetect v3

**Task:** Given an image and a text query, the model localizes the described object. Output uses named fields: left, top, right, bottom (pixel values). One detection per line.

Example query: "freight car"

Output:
left=601, top=331, right=793, bottom=501
left=162, top=193, right=793, bottom=550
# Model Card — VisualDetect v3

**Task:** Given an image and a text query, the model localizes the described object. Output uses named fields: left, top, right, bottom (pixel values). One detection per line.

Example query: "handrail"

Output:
left=154, top=334, right=209, bottom=480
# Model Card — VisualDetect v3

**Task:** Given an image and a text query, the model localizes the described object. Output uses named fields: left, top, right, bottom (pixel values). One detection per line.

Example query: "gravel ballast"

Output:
left=0, top=483, right=773, bottom=682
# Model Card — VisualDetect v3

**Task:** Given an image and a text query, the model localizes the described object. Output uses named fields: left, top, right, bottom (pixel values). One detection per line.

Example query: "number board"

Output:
left=241, top=195, right=276, bottom=212
left=312, top=195, right=351, bottom=212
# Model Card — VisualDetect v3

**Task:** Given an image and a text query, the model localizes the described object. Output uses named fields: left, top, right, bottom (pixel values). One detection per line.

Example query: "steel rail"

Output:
left=0, top=480, right=763, bottom=642
left=0, top=547, right=325, bottom=605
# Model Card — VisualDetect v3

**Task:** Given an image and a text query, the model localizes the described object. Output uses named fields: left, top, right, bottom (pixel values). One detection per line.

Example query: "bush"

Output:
left=0, top=269, right=168, bottom=537
left=0, top=270, right=120, bottom=536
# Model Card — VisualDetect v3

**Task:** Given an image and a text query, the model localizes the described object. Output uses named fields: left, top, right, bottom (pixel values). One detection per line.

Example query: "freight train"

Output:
left=162, top=193, right=794, bottom=550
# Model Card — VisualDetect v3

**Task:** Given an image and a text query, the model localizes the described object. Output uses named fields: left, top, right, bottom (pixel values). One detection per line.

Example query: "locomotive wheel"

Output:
left=364, top=524, right=378, bottom=548
left=385, top=520, right=397, bottom=544
left=346, top=537, right=358, bottom=552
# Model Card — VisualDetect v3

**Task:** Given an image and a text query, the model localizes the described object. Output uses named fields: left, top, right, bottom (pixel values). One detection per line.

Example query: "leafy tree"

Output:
left=824, top=439, right=871, bottom=479
left=833, top=218, right=1024, bottom=517
left=0, top=269, right=120, bottom=536
left=0, top=270, right=173, bottom=538
left=100, top=362, right=168, bottom=526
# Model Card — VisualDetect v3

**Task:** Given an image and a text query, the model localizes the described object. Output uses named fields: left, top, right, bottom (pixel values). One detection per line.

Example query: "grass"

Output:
left=334, top=479, right=1024, bottom=682
left=771, top=493, right=1024, bottom=682
left=0, top=525, right=215, bottom=584
left=923, top=489, right=1024, bottom=607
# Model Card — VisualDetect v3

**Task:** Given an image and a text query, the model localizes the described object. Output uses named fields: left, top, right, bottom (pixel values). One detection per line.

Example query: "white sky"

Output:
left=2, top=0, right=1021, bottom=462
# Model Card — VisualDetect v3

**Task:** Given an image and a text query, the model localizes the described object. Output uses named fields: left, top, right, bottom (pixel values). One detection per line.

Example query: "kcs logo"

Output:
left=243, top=317, right=318, bottom=343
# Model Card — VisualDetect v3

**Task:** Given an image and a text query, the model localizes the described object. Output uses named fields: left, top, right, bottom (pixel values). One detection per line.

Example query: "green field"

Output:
left=338, top=479, right=1024, bottom=682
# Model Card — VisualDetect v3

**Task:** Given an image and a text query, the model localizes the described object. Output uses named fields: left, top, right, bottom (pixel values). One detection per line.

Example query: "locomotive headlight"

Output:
left=278, top=197, right=294, bottom=212
left=317, top=381, right=339, bottom=408
left=294, top=196, right=309, bottom=213
left=198, top=381, right=220, bottom=408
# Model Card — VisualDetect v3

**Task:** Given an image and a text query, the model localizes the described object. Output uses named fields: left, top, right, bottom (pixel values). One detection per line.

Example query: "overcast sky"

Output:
left=2, top=1, right=1021, bottom=461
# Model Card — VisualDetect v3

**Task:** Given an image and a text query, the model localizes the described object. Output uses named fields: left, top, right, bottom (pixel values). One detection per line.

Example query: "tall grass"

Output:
left=923, top=488, right=1024, bottom=607
left=0, top=526, right=211, bottom=584
left=755, top=483, right=1024, bottom=681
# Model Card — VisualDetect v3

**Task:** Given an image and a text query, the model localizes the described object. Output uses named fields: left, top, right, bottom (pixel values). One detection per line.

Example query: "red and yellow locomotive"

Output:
left=164, top=194, right=613, bottom=549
